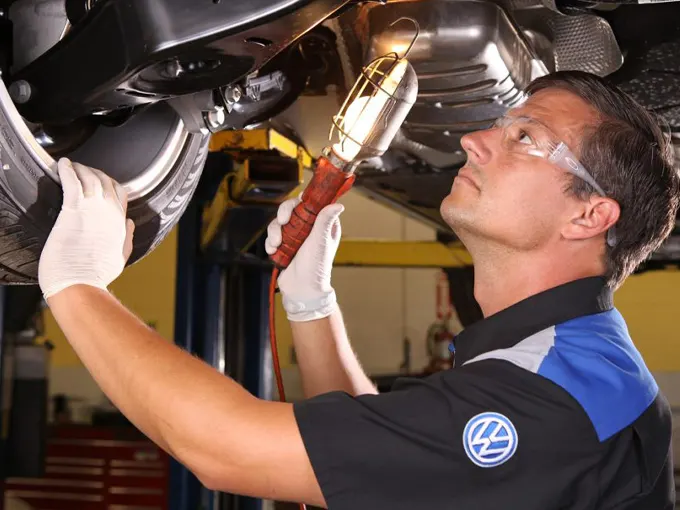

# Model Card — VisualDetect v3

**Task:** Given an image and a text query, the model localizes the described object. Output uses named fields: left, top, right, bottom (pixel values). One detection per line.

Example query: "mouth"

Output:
left=453, top=168, right=481, bottom=191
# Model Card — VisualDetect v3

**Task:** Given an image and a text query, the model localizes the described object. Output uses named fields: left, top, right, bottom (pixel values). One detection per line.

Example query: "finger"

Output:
left=86, top=166, right=128, bottom=215
left=114, top=182, right=129, bottom=216
left=90, top=167, right=127, bottom=215
left=264, top=237, right=278, bottom=256
left=312, top=203, right=345, bottom=238
left=72, top=162, right=103, bottom=198
left=277, top=196, right=302, bottom=225
left=89, top=167, right=116, bottom=199
left=123, top=219, right=135, bottom=262
left=330, top=216, right=342, bottom=243
left=265, top=218, right=283, bottom=253
left=57, top=158, right=84, bottom=205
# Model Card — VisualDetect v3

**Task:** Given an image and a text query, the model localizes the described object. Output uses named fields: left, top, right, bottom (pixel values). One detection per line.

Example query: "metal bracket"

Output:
left=167, top=90, right=216, bottom=135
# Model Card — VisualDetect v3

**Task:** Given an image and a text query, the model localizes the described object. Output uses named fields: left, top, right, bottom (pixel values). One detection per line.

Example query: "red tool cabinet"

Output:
left=4, top=425, right=170, bottom=510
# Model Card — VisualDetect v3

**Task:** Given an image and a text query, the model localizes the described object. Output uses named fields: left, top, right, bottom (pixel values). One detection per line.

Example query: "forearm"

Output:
left=38, top=162, right=323, bottom=505
left=46, top=286, right=310, bottom=499
left=290, top=307, right=377, bottom=398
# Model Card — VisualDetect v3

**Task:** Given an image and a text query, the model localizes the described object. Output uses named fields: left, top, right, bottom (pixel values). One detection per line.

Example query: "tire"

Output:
left=0, top=83, right=210, bottom=285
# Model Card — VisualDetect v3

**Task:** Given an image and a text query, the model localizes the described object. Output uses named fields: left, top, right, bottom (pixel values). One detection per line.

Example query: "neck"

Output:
left=468, top=242, right=606, bottom=318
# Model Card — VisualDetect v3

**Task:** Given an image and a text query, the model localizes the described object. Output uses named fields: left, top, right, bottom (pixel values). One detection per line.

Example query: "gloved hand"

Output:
left=265, top=196, right=344, bottom=322
left=38, top=158, right=135, bottom=299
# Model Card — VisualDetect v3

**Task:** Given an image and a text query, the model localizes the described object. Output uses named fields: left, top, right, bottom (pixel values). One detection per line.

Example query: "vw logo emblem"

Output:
left=463, top=412, right=518, bottom=468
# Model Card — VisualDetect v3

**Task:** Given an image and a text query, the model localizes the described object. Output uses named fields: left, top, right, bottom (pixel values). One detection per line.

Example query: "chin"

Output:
left=439, top=195, right=455, bottom=226
left=441, top=203, right=513, bottom=249
left=440, top=196, right=474, bottom=233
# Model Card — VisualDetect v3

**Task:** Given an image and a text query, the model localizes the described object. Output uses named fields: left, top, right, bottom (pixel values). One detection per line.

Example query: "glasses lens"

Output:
left=495, top=115, right=557, bottom=158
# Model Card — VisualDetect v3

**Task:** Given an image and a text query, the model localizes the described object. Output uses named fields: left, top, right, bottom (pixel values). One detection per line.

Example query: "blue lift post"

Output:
left=203, top=237, right=273, bottom=510
left=241, top=261, right=273, bottom=404
left=171, top=149, right=276, bottom=510
left=171, top=197, right=204, bottom=510
left=207, top=258, right=271, bottom=510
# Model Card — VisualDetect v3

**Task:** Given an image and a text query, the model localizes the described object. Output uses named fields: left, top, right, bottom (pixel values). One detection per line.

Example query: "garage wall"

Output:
left=277, top=189, right=446, bottom=400
left=322, top=189, right=443, bottom=376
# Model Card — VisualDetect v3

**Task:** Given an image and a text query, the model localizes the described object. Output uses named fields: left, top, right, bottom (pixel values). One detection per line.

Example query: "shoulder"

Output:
left=463, top=308, right=660, bottom=442
left=459, top=309, right=674, bottom=506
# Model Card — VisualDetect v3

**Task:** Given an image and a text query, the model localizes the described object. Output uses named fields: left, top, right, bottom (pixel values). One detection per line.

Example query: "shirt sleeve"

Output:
left=293, top=359, right=603, bottom=510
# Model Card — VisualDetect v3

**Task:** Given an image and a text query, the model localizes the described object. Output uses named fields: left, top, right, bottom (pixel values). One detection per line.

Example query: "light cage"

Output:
left=329, top=50, right=418, bottom=163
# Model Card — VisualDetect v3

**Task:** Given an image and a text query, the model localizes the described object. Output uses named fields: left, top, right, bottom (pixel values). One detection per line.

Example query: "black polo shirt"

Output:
left=293, top=276, right=675, bottom=509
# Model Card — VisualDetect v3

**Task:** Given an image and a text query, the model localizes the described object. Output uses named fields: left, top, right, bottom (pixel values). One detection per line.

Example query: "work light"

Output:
left=270, top=20, right=419, bottom=269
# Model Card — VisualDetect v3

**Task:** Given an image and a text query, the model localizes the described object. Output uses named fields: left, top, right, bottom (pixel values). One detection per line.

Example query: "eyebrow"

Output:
left=508, top=113, right=563, bottom=145
left=507, top=113, right=554, bottom=132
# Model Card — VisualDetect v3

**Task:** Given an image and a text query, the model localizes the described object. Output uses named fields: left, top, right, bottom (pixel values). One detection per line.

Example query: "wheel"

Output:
left=0, top=80, right=210, bottom=284
left=0, top=2, right=210, bottom=284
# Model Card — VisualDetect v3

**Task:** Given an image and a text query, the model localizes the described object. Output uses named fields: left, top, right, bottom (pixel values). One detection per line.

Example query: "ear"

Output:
left=562, top=197, right=620, bottom=242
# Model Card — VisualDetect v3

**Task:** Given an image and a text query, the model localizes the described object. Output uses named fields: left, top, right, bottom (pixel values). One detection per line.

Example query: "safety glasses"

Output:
left=493, top=114, right=617, bottom=247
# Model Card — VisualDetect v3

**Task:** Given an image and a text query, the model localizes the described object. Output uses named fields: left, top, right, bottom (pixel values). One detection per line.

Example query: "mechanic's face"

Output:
left=440, top=88, right=600, bottom=253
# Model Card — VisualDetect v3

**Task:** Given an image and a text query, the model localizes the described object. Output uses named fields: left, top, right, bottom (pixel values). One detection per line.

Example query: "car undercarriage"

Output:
left=0, top=0, right=678, bottom=282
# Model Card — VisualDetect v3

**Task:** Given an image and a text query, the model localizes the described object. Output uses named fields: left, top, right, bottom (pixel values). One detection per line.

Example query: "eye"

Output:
left=518, top=130, right=533, bottom=145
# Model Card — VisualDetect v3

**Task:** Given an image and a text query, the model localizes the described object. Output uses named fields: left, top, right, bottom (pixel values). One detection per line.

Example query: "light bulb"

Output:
left=333, top=96, right=378, bottom=161
left=332, top=59, right=409, bottom=162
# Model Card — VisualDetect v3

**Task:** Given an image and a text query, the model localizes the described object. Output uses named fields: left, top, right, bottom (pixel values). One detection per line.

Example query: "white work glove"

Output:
left=38, top=158, right=135, bottom=299
left=265, top=196, right=344, bottom=322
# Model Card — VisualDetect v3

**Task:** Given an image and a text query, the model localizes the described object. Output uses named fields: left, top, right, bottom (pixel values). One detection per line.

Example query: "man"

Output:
left=39, top=71, right=679, bottom=509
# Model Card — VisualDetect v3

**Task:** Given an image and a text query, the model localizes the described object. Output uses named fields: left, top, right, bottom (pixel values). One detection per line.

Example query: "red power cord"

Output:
left=268, top=268, right=286, bottom=401
left=268, top=267, right=307, bottom=510
left=268, top=155, right=354, bottom=510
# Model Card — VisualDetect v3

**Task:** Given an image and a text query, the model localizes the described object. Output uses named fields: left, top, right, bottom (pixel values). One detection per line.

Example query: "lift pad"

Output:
left=203, top=128, right=310, bottom=251
left=209, top=128, right=313, bottom=168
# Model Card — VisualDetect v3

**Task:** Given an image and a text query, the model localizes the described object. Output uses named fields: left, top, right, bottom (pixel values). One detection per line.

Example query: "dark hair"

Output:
left=525, top=70, right=680, bottom=289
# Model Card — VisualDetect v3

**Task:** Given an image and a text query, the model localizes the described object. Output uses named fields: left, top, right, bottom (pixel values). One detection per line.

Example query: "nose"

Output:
left=460, top=130, right=492, bottom=166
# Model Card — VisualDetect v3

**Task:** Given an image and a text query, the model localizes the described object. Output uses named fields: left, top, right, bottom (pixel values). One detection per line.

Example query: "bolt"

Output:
left=206, top=106, right=226, bottom=130
left=224, top=86, right=242, bottom=105
left=9, top=80, right=32, bottom=104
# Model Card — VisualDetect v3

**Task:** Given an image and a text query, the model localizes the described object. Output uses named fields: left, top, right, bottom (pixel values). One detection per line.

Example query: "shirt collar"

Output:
left=454, top=276, right=614, bottom=365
